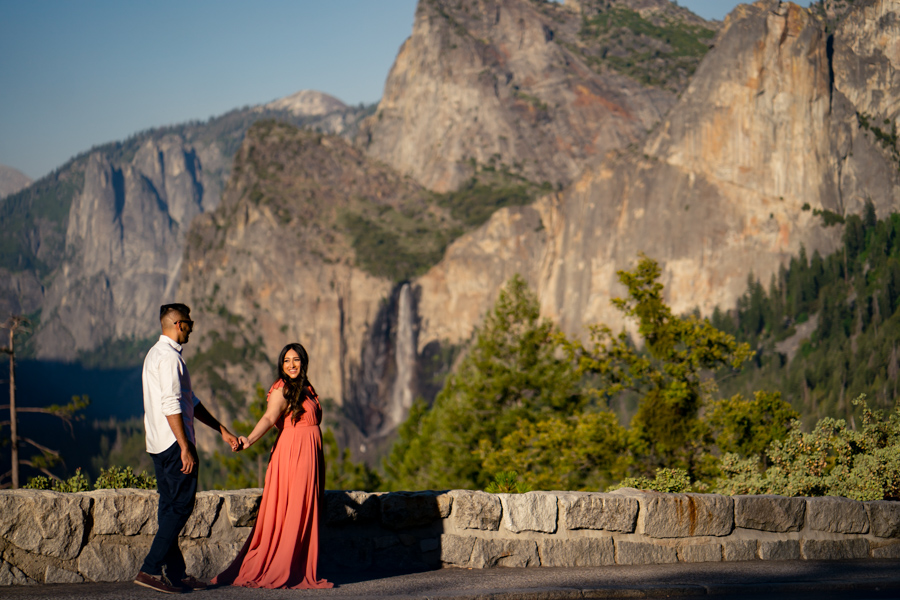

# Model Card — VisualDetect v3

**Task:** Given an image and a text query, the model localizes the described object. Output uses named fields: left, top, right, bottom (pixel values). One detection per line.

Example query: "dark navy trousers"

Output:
left=140, top=441, right=198, bottom=578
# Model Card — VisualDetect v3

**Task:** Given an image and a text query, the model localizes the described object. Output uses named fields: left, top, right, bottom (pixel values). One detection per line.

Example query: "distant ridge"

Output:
left=264, top=90, right=349, bottom=116
left=0, top=94, right=372, bottom=364
left=0, top=165, right=32, bottom=199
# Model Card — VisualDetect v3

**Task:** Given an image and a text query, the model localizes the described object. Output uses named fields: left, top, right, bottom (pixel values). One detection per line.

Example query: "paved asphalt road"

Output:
left=5, top=560, right=900, bottom=600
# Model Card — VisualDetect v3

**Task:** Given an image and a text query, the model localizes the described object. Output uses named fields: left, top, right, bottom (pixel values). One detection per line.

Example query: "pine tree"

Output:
left=382, top=274, right=584, bottom=490
left=565, top=255, right=753, bottom=480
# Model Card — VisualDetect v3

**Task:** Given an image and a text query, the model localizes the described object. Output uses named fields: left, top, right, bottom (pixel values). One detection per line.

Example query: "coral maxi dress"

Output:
left=213, top=379, right=333, bottom=589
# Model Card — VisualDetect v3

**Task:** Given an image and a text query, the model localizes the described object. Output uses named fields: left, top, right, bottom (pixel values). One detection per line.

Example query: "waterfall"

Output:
left=386, top=283, right=416, bottom=432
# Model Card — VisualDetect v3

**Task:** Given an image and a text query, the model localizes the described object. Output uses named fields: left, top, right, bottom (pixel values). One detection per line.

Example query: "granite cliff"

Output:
left=0, top=94, right=371, bottom=363
left=178, top=120, right=451, bottom=453
left=360, top=0, right=716, bottom=192
left=6, top=0, right=900, bottom=467
left=414, top=0, right=900, bottom=353
left=179, top=0, right=900, bottom=458
left=170, top=0, right=722, bottom=455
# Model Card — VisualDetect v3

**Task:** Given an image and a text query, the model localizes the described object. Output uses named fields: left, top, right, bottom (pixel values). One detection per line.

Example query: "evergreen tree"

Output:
left=322, top=428, right=381, bottom=491
left=705, top=391, right=798, bottom=465
left=478, top=411, right=628, bottom=491
left=717, top=209, right=900, bottom=424
left=564, top=255, right=753, bottom=480
left=382, top=274, right=584, bottom=490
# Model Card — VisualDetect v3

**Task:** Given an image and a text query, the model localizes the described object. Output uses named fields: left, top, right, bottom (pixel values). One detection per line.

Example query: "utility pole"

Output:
left=1, top=316, right=27, bottom=489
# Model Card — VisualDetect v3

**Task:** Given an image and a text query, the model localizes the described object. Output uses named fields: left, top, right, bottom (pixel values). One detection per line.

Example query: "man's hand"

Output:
left=180, top=443, right=197, bottom=474
left=166, top=414, right=196, bottom=474
left=223, top=430, right=240, bottom=452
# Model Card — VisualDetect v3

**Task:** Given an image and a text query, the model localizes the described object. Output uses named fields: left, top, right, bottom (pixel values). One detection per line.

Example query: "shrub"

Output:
left=715, top=395, right=900, bottom=500
left=608, top=467, right=692, bottom=493
left=93, top=465, right=157, bottom=490
left=24, top=467, right=91, bottom=492
left=23, top=466, right=156, bottom=492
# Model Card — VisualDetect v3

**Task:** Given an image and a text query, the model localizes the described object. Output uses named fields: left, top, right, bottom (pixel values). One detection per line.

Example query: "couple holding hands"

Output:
left=134, top=303, right=332, bottom=593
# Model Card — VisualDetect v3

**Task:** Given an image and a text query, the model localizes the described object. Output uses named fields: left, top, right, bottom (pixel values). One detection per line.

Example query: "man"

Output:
left=134, top=303, right=242, bottom=594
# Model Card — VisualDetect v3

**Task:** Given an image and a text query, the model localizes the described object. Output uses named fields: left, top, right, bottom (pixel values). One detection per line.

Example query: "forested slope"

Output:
left=714, top=206, right=900, bottom=426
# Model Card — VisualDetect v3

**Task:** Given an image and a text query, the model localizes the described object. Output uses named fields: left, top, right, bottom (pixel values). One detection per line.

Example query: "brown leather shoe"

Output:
left=134, top=571, right=184, bottom=594
left=179, top=575, right=209, bottom=590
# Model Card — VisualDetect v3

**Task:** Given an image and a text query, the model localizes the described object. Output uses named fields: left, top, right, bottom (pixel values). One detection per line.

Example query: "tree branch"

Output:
left=21, top=437, right=61, bottom=458
left=0, top=406, right=63, bottom=414
left=19, top=460, right=61, bottom=481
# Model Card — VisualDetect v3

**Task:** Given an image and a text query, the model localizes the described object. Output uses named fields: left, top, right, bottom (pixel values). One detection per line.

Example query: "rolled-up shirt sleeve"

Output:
left=158, top=352, right=183, bottom=416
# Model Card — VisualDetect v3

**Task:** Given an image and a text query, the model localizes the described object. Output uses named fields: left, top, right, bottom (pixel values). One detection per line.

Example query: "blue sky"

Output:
left=1, top=0, right=813, bottom=180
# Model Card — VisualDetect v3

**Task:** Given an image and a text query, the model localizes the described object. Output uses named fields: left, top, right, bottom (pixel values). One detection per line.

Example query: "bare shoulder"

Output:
left=267, top=384, right=288, bottom=410
left=268, top=383, right=284, bottom=399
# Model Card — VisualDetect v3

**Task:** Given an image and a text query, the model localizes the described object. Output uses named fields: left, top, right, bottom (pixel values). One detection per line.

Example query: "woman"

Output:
left=213, top=343, right=333, bottom=589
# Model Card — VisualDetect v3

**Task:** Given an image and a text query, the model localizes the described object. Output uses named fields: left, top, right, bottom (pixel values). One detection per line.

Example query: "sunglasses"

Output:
left=174, top=319, right=194, bottom=330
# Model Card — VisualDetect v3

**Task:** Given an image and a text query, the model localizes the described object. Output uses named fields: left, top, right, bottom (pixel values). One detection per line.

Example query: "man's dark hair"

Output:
left=160, top=303, right=191, bottom=323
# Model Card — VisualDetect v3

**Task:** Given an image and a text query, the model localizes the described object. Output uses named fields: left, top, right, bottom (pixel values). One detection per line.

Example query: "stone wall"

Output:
left=2, top=488, right=900, bottom=585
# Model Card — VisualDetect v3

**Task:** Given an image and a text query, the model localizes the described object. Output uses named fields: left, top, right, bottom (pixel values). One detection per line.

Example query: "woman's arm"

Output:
left=241, top=386, right=288, bottom=448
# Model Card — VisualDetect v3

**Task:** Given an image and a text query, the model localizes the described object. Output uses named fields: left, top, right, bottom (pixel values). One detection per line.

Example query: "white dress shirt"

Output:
left=142, top=335, right=200, bottom=454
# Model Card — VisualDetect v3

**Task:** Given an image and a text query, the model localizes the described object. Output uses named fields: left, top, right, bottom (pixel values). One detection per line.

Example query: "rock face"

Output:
left=867, top=500, right=900, bottom=538
left=628, top=491, right=734, bottom=538
left=807, top=496, right=870, bottom=534
left=0, top=491, right=90, bottom=560
left=361, top=0, right=706, bottom=192
left=6, top=0, right=900, bottom=472
left=559, top=492, right=639, bottom=532
left=172, top=0, right=717, bottom=453
left=177, top=121, right=440, bottom=452
left=734, top=495, right=805, bottom=532
left=499, top=492, right=558, bottom=533
left=0, top=98, right=370, bottom=364
left=34, top=140, right=214, bottom=360
left=264, top=90, right=363, bottom=136
left=265, top=90, right=348, bottom=117
left=0, top=164, right=32, bottom=199
left=413, top=0, right=900, bottom=351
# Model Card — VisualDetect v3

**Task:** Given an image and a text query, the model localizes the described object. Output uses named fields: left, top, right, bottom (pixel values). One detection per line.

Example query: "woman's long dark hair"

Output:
left=277, top=343, right=311, bottom=424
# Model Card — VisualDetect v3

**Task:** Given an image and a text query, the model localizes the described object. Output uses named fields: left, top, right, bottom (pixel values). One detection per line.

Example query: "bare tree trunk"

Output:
left=2, top=317, right=28, bottom=489
left=8, top=327, right=16, bottom=489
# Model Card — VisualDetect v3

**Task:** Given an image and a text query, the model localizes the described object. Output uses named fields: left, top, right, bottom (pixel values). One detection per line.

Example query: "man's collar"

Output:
left=159, top=334, right=183, bottom=353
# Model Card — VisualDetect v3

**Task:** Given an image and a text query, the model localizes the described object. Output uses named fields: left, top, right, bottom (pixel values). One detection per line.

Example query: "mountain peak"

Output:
left=264, top=90, right=349, bottom=117
left=0, top=164, right=32, bottom=199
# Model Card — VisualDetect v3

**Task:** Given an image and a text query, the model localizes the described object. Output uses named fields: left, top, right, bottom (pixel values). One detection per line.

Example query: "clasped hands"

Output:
left=222, top=430, right=252, bottom=452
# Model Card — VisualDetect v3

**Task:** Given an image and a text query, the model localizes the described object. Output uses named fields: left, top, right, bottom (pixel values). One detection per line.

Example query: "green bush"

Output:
left=24, top=466, right=156, bottom=492
left=436, top=178, right=535, bottom=229
left=608, top=467, right=692, bottom=493
left=716, top=395, right=900, bottom=500
left=24, top=467, right=91, bottom=492
left=23, top=476, right=53, bottom=490
left=93, top=465, right=157, bottom=490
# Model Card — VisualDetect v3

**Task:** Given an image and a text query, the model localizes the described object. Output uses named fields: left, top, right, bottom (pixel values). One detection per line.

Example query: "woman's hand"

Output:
left=239, top=435, right=251, bottom=449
